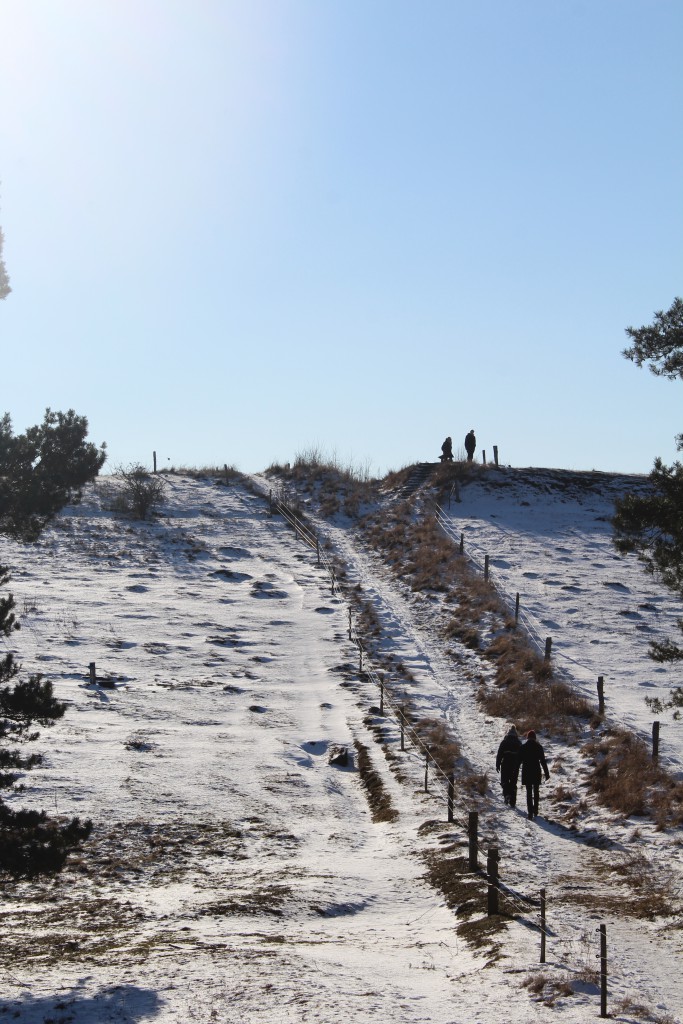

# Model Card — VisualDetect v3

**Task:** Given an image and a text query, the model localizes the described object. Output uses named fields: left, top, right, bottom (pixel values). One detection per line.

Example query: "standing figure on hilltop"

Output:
left=440, top=436, right=453, bottom=463
left=464, top=429, right=476, bottom=462
left=496, top=725, right=522, bottom=807
left=519, top=730, right=550, bottom=820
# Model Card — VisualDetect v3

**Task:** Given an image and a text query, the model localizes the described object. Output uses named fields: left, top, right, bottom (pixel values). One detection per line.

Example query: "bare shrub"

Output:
left=117, top=464, right=167, bottom=520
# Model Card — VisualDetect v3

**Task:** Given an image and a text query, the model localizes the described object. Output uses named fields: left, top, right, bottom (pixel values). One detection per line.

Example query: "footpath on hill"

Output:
left=254, top=466, right=683, bottom=1023
left=0, top=473, right=606, bottom=1024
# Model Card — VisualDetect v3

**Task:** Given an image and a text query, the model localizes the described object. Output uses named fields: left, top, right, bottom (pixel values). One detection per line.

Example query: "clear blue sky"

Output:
left=1, top=0, right=681, bottom=477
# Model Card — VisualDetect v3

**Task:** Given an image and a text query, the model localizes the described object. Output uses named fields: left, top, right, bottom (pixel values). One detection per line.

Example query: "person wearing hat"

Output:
left=495, top=725, right=522, bottom=807
left=519, top=730, right=550, bottom=820
left=464, top=430, right=476, bottom=462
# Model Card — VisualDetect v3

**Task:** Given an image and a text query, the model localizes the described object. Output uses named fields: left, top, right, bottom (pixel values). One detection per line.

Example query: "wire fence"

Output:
left=251, top=478, right=665, bottom=1017
left=434, top=500, right=682, bottom=775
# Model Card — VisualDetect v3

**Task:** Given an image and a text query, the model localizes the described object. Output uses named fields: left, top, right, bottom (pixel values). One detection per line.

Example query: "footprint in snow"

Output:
left=251, top=581, right=288, bottom=599
left=211, top=569, right=253, bottom=582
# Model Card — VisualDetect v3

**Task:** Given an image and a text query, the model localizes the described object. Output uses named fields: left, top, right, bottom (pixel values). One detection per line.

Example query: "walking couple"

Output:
left=496, top=726, right=550, bottom=820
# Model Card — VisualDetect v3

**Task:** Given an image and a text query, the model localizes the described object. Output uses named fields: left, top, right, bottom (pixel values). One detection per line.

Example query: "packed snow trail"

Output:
left=0, top=474, right=611, bottom=1024
left=255, top=473, right=683, bottom=1022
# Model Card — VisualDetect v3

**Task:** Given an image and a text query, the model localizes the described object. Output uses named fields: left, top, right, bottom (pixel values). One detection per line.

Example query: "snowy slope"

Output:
left=0, top=471, right=680, bottom=1024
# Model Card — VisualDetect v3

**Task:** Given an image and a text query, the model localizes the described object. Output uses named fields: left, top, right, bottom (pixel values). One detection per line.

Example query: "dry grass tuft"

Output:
left=584, top=728, right=683, bottom=827
left=476, top=630, right=593, bottom=737
left=522, top=972, right=576, bottom=1007
left=412, top=716, right=460, bottom=774
left=353, top=740, right=399, bottom=822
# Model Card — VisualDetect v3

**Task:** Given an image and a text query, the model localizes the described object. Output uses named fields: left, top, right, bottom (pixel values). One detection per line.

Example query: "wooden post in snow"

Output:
left=487, top=848, right=499, bottom=916
left=544, top=637, right=552, bottom=662
left=153, top=451, right=157, bottom=473
left=493, top=445, right=499, bottom=466
left=515, top=592, right=520, bottom=625
left=89, top=662, right=97, bottom=685
left=447, top=773, right=454, bottom=823
left=597, top=675, right=605, bottom=714
left=424, top=748, right=430, bottom=792
left=379, top=675, right=384, bottom=716
left=468, top=811, right=479, bottom=871
left=459, top=532, right=464, bottom=555
left=540, top=888, right=547, bottom=963
left=599, top=924, right=607, bottom=1018
left=652, top=721, right=660, bottom=762
left=400, top=706, right=406, bottom=751
left=484, top=554, right=490, bottom=582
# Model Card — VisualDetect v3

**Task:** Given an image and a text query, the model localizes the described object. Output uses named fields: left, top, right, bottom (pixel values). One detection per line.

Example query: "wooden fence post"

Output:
left=379, top=675, right=384, bottom=715
left=540, top=888, right=546, bottom=963
left=447, top=773, right=454, bottom=823
left=482, top=449, right=486, bottom=465
left=484, top=554, right=489, bottom=582
left=652, top=721, right=660, bottom=762
left=348, top=608, right=352, bottom=640
left=468, top=811, right=478, bottom=871
left=515, top=592, right=520, bottom=625
left=597, top=675, right=605, bottom=714
left=331, top=569, right=336, bottom=595
left=359, top=647, right=363, bottom=676
left=223, top=463, right=229, bottom=485
left=153, top=451, right=157, bottom=473
left=316, top=537, right=321, bottom=566
left=424, top=748, right=430, bottom=792
left=459, top=532, right=464, bottom=555
left=400, top=706, right=406, bottom=751
left=493, top=445, right=499, bottom=466
left=487, top=848, right=499, bottom=916
left=544, top=637, right=552, bottom=661
left=600, top=924, right=607, bottom=1018
left=89, top=662, right=97, bottom=685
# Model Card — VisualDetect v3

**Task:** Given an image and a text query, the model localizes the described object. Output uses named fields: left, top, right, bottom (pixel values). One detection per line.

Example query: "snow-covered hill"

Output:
left=0, top=469, right=681, bottom=1024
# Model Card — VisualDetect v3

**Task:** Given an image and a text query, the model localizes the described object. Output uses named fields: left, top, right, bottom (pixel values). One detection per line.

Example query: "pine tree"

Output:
left=0, top=408, right=107, bottom=540
left=614, top=297, right=683, bottom=660
left=0, top=567, right=91, bottom=877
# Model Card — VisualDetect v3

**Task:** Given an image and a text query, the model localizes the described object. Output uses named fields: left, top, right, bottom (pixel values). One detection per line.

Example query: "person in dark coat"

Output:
left=496, top=725, right=522, bottom=807
left=519, top=730, right=550, bottom=820
left=440, top=436, right=453, bottom=463
left=464, top=429, right=476, bottom=462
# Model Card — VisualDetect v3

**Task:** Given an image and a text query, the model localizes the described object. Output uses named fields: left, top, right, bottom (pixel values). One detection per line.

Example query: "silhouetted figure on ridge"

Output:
left=464, top=429, right=476, bottom=462
left=440, top=436, right=453, bottom=463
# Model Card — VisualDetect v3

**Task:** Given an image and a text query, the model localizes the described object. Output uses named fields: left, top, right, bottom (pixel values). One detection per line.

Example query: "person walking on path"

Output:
left=496, top=725, right=522, bottom=807
left=464, top=429, right=476, bottom=462
left=519, top=730, right=550, bottom=820
left=440, top=436, right=453, bottom=462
